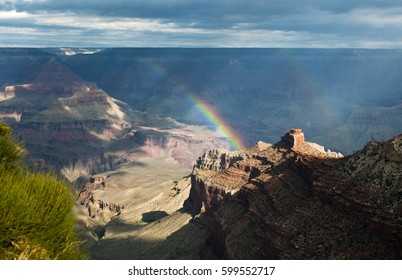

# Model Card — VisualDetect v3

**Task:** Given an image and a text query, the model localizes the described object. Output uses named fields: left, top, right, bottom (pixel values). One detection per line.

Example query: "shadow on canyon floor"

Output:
left=141, top=211, right=168, bottom=223
left=88, top=209, right=216, bottom=260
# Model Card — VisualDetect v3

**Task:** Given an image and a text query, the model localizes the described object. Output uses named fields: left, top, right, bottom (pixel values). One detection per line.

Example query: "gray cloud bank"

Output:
left=1, top=0, right=402, bottom=47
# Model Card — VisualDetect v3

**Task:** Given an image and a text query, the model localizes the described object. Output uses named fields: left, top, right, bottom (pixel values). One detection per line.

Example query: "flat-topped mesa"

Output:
left=280, top=128, right=305, bottom=150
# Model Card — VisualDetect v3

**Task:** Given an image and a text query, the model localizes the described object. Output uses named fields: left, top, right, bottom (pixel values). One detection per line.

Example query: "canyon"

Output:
left=0, top=48, right=401, bottom=259
left=77, top=128, right=401, bottom=259
left=2, top=48, right=402, bottom=162
left=0, top=51, right=230, bottom=183
left=64, top=48, right=402, bottom=154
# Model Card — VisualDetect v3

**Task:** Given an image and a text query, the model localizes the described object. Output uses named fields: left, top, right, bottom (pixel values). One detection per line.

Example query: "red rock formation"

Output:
left=188, top=129, right=402, bottom=259
left=281, top=128, right=305, bottom=150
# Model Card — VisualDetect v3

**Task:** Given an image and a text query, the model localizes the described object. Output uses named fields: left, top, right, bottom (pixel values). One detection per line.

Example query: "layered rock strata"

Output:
left=188, top=129, right=402, bottom=259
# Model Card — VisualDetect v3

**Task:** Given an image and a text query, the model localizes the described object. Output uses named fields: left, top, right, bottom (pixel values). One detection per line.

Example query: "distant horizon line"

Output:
left=2, top=46, right=402, bottom=50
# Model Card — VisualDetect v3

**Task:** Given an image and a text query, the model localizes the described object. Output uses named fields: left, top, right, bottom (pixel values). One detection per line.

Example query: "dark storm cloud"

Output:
left=8, top=0, right=401, bottom=17
left=2, top=0, right=402, bottom=47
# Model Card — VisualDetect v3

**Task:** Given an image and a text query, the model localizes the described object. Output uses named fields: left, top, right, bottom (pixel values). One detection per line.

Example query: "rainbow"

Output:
left=137, top=50, right=349, bottom=151
left=185, top=92, right=246, bottom=151
left=140, top=60, right=246, bottom=150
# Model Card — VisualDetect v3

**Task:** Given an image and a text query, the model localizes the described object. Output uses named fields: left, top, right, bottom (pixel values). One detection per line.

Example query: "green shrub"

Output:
left=0, top=123, right=24, bottom=169
left=0, top=122, right=84, bottom=259
left=0, top=122, right=11, bottom=136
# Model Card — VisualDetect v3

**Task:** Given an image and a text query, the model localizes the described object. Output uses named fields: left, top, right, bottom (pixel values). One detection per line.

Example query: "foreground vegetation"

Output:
left=0, top=122, right=84, bottom=259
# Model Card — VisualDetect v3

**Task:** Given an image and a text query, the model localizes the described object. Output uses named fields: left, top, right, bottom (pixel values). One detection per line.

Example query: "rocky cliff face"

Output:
left=188, top=129, right=402, bottom=259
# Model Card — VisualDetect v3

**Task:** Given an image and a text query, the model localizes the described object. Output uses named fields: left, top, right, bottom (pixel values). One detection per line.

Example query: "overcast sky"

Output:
left=1, top=0, right=402, bottom=48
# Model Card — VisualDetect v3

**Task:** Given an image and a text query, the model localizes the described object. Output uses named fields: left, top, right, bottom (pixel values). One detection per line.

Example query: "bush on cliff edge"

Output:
left=0, top=122, right=84, bottom=259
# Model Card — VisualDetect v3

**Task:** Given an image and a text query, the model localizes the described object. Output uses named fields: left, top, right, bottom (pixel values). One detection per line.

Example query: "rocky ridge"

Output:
left=188, top=129, right=402, bottom=259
